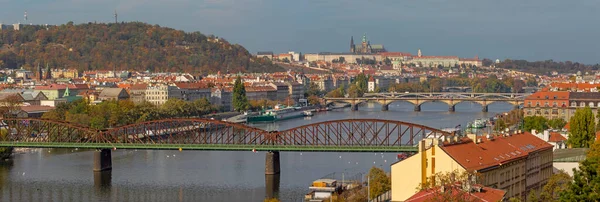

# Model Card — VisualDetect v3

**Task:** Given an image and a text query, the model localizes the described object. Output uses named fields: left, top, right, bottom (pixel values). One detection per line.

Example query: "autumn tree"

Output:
left=367, top=167, right=391, bottom=200
left=416, top=170, right=479, bottom=202
left=232, top=76, right=249, bottom=112
left=0, top=94, right=22, bottom=118
left=568, top=107, right=596, bottom=148
left=539, top=170, right=571, bottom=201
left=560, top=140, right=600, bottom=201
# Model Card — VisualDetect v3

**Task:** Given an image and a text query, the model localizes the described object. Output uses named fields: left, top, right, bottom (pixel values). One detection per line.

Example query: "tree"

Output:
left=568, top=107, right=596, bottom=148
left=416, top=170, right=479, bottom=202
left=307, top=95, right=320, bottom=106
left=232, top=76, right=249, bottom=112
left=522, top=116, right=548, bottom=132
left=0, top=94, right=22, bottom=118
left=527, top=190, right=539, bottom=202
left=367, top=167, right=391, bottom=200
left=560, top=140, right=600, bottom=201
left=539, top=171, right=571, bottom=201
left=547, top=118, right=567, bottom=130
left=305, top=82, right=321, bottom=97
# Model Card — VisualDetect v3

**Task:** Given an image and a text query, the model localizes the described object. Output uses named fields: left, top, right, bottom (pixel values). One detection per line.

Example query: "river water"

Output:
left=0, top=102, right=513, bottom=202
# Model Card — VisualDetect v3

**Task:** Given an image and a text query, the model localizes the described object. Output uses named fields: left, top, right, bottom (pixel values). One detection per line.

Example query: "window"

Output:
left=581, top=102, right=586, bottom=107
left=590, top=102, right=595, bottom=107
left=545, top=102, right=549, bottom=107
left=571, top=102, right=577, bottom=107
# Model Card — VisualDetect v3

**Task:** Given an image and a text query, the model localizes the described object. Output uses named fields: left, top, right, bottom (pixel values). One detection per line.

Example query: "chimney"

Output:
left=448, top=135, right=454, bottom=144
left=467, top=134, right=477, bottom=143
left=531, top=129, right=537, bottom=135
left=543, top=130, right=550, bottom=142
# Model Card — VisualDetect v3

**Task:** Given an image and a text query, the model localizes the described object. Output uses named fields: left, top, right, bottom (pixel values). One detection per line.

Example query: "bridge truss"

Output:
left=0, top=118, right=451, bottom=152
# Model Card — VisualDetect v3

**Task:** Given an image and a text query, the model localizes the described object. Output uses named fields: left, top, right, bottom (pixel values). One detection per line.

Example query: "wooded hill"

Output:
left=0, top=22, right=282, bottom=73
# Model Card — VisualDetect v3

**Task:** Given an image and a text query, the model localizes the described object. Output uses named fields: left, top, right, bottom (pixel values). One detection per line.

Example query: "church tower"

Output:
left=361, top=34, right=368, bottom=53
left=350, top=36, right=355, bottom=53
left=418, top=49, right=422, bottom=57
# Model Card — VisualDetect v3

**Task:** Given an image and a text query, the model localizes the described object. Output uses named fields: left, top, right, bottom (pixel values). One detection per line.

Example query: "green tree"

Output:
left=568, top=107, right=596, bottom=148
left=232, top=76, right=249, bottom=112
left=368, top=167, right=391, bottom=200
left=560, top=140, right=600, bottom=201
left=522, top=116, right=548, bottom=132
left=305, top=82, right=321, bottom=97
left=527, top=190, right=538, bottom=202
left=547, top=118, right=567, bottom=130
left=353, top=73, right=368, bottom=97
left=539, top=171, right=571, bottom=201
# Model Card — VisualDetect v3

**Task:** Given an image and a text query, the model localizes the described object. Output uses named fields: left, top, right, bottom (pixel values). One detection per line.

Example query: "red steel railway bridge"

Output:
left=0, top=118, right=451, bottom=175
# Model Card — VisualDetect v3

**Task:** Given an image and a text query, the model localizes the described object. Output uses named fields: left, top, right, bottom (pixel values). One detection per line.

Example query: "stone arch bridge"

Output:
left=325, top=92, right=530, bottom=112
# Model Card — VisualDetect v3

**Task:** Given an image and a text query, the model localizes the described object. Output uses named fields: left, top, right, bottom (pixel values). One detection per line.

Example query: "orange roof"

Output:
left=564, top=122, right=570, bottom=131
left=548, top=132, right=567, bottom=142
left=406, top=184, right=505, bottom=202
left=525, top=91, right=569, bottom=100
left=441, top=132, right=553, bottom=171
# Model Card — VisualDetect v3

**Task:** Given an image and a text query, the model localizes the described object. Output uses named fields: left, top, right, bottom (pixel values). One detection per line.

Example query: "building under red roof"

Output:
left=406, top=184, right=505, bottom=202
left=440, top=132, right=553, bottom=171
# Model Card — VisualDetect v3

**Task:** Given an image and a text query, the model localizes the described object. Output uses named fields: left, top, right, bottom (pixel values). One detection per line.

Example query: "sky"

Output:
left=2, top=0, right=600, bottom=64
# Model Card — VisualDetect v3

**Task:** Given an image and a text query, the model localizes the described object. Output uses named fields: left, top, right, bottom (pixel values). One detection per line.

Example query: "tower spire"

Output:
left=24, top=11, right=27, bottom=23
left=114, top=10, right=118, bottom=24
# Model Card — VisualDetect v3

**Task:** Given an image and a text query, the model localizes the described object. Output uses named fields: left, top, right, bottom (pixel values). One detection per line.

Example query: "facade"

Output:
left=314, top=77, right=334, bottom=92
left=98, top=88, right=130, bottom=101
left=405, top=184, right=506, bottom=202
left=174, top=83, right=211, bottom=102
left=304, top=53, right=379, bottom=64
left=144, top=84, right=180, bottom=105
left=257, top=52, right=274, bottom=60
left=524, top=91, right=570, bottom=121
left=129, top=84, right=148, bottom=104
left=51, top=69, right=79, bottom=79
left=269, top=83, right=290, bottom=101
left=524, top=91, right=600, bottom=122
left=211, top=88, right=232, bottom=111
left=288, top=82, right=305, bottom=102
left=391, top=132, right=553, bottom=201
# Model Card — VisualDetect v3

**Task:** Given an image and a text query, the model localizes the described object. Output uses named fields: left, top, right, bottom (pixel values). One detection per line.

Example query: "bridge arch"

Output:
left=1, top=118, right=99, bottom=143
left=276, top=119, right=451, bottom=147
left=101, top=118, right=271, bottom=145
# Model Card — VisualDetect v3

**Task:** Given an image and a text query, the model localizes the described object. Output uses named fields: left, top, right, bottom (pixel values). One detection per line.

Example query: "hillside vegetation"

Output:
left=485, top=59, right=600, bottom=75
left=0, top=22, right=282, bottom=73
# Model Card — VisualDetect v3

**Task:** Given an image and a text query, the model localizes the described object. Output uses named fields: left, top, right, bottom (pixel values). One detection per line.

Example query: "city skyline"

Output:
left=1, top=0, right=600, bottom=64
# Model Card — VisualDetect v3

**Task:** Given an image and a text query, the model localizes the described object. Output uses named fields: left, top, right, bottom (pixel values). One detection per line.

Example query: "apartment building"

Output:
left=524, top=91, right=600, bottom=121
left=391, top=132, right=553, bottom=201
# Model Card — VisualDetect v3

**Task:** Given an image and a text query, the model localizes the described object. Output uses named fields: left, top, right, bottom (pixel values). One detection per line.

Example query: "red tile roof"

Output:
left=441, top=132, right=553, bottom=171
left=548, top=132, right=567, bottom=143
left=525, top=91, right=569, bottom=100
left=406, top=184, right=505, bottom=202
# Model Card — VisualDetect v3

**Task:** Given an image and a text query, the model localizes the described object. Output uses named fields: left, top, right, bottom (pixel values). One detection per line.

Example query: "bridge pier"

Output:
left=414, top=105, right=421, bottom=112
left=351, top=104, right=358, bottom=111
left=482, top=105, right=488, bottom=112
left=448, top=105, right=455, bottom=112
left=265, top=151, right=280, bottom=175
left=93, top=149, right=112, bottom=172
left=265, top=173, right=281, bottom=200
left=381, top=104, right=389, bottom=111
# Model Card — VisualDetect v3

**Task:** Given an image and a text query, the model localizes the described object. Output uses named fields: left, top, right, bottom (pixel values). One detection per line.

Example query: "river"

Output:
left=0, top=102, right=513, bottom=202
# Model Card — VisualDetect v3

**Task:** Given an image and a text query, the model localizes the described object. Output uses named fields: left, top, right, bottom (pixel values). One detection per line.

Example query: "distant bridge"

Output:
left=325, top=92, right=530, bottom=112
left=0, top=118, right=451, bottom=174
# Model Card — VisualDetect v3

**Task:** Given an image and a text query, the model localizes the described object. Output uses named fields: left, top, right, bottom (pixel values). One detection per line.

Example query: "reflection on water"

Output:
left=265, top=174, right=281, bottom=199
left=0, top=102, right=513, bottom=201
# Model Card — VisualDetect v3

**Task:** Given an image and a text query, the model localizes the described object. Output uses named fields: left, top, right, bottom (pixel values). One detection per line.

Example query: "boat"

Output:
left=246, top=105, right=306, bottom=123
left=303, top=110, right=314, bottom=116
left=467, top=119, right=487, bottom=129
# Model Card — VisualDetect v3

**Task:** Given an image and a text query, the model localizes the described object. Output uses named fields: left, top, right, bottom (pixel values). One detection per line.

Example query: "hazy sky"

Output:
left=2, top=0, right=600, bottom=63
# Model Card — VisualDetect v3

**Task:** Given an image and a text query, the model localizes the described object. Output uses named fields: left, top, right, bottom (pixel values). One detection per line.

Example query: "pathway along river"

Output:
left=0, top=102, right=513, bottom=201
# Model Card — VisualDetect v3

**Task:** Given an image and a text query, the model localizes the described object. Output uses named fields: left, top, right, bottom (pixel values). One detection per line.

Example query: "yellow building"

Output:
left=51, top=69, right=79, bottom=79
left=391, top=132, right=553, bottom=201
